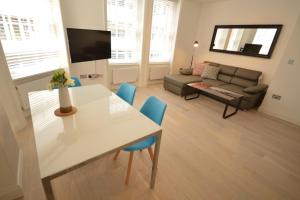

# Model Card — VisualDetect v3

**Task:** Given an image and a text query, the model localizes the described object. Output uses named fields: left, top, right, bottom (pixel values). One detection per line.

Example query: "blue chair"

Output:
left=70, top=76, right=82, bottom=87
left=116, top=83, right=136, bottom=105
left=113, top=96, right=167, bottom=184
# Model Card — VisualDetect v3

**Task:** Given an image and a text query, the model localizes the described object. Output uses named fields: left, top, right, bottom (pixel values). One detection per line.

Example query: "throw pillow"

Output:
left=179, top=68, right=193, bottom=75
left=192, top=63, right=207, bottom=76
left=201, top=65, right=220, bottom=80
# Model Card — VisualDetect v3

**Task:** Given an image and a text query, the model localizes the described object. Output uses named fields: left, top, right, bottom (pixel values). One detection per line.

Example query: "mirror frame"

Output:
left=209, top=24, right=283, bottom=59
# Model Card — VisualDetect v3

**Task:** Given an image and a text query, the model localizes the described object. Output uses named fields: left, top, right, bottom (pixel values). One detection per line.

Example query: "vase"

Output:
left=59, top=87, right=72, bottom=113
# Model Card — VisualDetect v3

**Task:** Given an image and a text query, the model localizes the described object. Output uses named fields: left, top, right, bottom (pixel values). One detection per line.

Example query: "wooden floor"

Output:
left=16, top=84, right=300, bottom=200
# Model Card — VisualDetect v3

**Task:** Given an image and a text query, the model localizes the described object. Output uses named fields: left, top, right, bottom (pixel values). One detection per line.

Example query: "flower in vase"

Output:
left=48, top=69, right=75, bottom=90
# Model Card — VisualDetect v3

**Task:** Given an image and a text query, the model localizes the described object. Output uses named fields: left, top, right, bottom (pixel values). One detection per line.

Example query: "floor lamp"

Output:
left=190, top=41, right=199, bottom=68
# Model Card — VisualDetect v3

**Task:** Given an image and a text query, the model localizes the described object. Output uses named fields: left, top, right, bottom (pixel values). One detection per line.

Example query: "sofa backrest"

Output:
left=217, top=64, right=237, bottom=83
left=204, top=61, right=262, bottom=87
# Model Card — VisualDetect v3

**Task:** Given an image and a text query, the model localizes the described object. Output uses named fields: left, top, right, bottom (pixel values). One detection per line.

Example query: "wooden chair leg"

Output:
left=147, top=147, right=154, bottom=162
left=113, top=150, right=121, bottom=160
left=125, top=152, right=134, bottom=185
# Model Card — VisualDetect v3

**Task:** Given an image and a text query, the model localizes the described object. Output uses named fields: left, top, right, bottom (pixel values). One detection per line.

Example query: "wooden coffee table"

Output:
left=185, top=82, right=244, bottom=119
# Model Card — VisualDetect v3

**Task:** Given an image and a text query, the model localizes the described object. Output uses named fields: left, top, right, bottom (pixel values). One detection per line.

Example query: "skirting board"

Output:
left=0, top=150, right=23, bottom=200
left=259, top=108, right=300, bottom=127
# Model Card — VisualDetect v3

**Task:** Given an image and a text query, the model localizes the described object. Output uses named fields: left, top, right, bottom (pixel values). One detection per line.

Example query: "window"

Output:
left=0, top=0, right=65, bottom=79
left=149, top=0, right=177, bottom=63
left=106, top=0, right=141, bottom=64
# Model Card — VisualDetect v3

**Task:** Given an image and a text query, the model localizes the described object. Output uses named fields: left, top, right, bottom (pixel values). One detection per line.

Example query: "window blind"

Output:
left=0, top=0, right=64, bottom=79
left=149, top=0, right=177, bottom=63
left=106, top=0, right=141, bottom=64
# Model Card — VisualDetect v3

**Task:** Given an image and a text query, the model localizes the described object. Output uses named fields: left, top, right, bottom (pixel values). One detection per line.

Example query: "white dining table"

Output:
left=28, top=84, right=162, bottom=200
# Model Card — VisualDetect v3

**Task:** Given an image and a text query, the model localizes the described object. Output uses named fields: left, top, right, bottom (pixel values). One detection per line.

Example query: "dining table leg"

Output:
left=42, top=177, right=54, bottom=200
left=150, top=131, right=162, bottom=189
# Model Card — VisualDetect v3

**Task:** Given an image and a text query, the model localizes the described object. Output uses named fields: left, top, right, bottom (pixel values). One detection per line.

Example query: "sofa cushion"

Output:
left=164, top=74, right=202, bottom=88
left=192, top=63, right=206, bottom=75
left=179, top=68, right=193, bottom=75
left=218, top=74, right=232, bottom=83
left=201, top=65, right=220, bottom=80
left=202, top=79, right=227, bottom=87
left=217, top=84, right=260, bottom=102
left=235, top=68, right=262, bottom=81
left=218, top=64, right=237, bottom=76
left=231, top=77, right=257, bottom=88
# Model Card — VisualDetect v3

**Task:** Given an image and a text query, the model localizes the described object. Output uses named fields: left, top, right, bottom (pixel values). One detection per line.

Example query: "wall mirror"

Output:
left=209, top=24, right=282, bottom=58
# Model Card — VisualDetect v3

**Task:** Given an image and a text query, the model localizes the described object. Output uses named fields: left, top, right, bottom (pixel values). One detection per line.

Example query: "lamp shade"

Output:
left=193, top=41, right=199, bottom=47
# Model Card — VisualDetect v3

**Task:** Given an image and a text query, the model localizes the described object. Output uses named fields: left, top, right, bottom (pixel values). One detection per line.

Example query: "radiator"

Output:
left=112, top=67, right=139, bottom=84
left=149, top=66, right=170, bottom=80
left=16, top=76, right=51, bottom=110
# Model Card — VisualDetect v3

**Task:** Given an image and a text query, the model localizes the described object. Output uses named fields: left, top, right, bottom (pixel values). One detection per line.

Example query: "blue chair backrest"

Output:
left=140, top=96, right=167, bottom=126
left=116, top=83, right=136, bottom=105
left=70, top=76, right=82, bottom=87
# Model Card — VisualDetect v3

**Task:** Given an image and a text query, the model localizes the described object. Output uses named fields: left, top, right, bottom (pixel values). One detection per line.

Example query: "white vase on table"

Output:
left=59, top=87, right=72, bottom=113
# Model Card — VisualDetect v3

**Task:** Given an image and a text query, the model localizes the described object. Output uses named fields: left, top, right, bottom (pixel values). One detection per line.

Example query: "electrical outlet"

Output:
left=272, top=94, right=281, bottom=100
left=94, top=74, right=103, bottom=78
left=288, top=59, right=295, bottom=65
left=80, top=74, right=87, bottom=79
left=88, top=74, right=103, bottom=79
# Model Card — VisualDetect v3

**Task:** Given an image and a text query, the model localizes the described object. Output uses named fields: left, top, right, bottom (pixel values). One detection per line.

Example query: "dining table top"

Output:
left=28, top=84, right=162, bottom=179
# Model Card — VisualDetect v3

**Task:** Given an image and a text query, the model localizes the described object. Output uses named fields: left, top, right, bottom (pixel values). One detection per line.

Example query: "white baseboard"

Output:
left=0, top=151, right=24, bottom=200
left=147, top=80, right=163, bottom=85
left=259, top=108, right=300, bottom=127
left=17, top=150, right=23, bottom=191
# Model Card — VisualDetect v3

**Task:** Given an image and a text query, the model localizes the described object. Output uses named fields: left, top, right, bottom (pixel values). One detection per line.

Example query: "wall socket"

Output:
left=272, top=94, right=282, bottom=100
left=88, top=74, right=103, bottom=79
left=79, top=74, right=103, bottom=80
left=287, top=59, right=295, bottom=65
left=80, top=74, right=87, bottom=79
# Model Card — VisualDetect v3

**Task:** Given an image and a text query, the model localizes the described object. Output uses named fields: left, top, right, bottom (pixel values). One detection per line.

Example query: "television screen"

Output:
left=242, top=43, right=262, bottom=54
left=66, top=28, right=111, bottom=63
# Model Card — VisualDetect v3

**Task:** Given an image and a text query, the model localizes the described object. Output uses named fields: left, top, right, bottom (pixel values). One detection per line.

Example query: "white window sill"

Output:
left=13, top=69, right=60, bottom=85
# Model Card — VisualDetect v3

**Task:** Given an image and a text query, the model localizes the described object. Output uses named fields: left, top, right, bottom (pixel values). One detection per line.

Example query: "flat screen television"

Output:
left=66, top=28, right=111, bottom=63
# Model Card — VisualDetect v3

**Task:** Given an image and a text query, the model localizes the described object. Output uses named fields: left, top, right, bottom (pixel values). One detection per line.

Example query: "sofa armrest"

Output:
left=243, top=84, right=268, bottom=94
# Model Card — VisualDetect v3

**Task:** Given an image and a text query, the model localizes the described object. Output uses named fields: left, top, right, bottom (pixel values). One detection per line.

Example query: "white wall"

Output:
left=0, top=104, right=23, bottom=200
left=193, top=0, right=300, bottom=84
left=172, top=0, right=201, bottom=73
left=0, top=43, right=27, bottom=133
left=60, top=0, right=182, bottom=87
left=60, top=0, right=108, bottom=86
left=259, top=14, right=300, bottom=126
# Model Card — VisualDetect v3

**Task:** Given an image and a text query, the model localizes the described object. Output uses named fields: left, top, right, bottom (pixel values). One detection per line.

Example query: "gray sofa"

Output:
left=164, top=62, right=268, bottom=110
